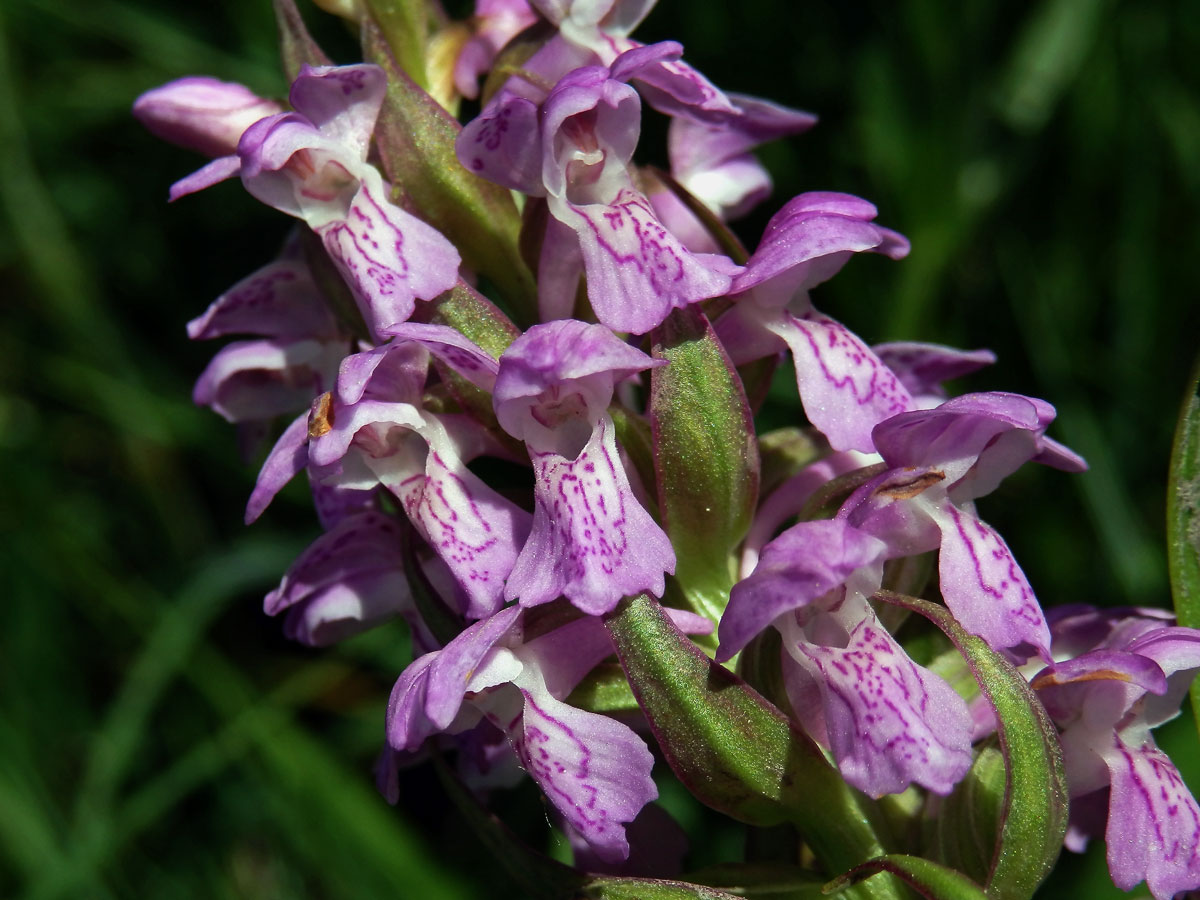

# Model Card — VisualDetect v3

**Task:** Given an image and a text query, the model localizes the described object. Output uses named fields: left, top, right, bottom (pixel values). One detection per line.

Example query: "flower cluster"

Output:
left=135, top=2, right=1200, bottom=897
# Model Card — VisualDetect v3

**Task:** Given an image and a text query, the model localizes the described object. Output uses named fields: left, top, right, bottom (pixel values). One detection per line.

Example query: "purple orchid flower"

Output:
left=714, top=192, right=913, bottom=452
left=493, top=320, right=675, bottom=613
left=839, top=392, right=1086, bottom=659
left=188, top=244, right=347, bottom=428
left=387, top=602, right=712, bottom=863
left=381, top=319, right=674, bottom=613
left=648, top=94, right=817, bottom=253
left=718, top=518, right=973, bottom=798
left=738, top=342, right=993, bottom=577
left=133, top=76, right=282, bottom=160
left=458, top=43, right=739, bottom=332
left=525, top=0, right=738, bottom=122
left=873, top=342, right=997, bottom=410
left=1032, top=607, right=1200, bottom=899
left=453, top=0, right=539, bottom=100
left=265, top=508, right=441, bottom=650
left=170, top=64, right=461, bottom=341
left=247, top=339, right=530, bottom=621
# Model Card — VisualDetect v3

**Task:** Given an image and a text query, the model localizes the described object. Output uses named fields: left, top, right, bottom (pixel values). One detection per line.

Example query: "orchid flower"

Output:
left=840, top=392, right=1086, bottom=658
left=247, top=338, right=530, bottom=621
left=264, top=508, right=440, bottom=650
left=171, top=64, right=462, bottom=341
left=1032, top=607, right=1200, bottom=899
left=493, top=320, right=675, bottom=612
left=133, top=75, right=282, bottom=159
left=718, top=518, right=974, bottom=798
left=187, top=241, right=347, bottom=428
left=458, top=43, right=739, bottom=332
left=388, top=605, right=655, bottom=862
left=453, top=0, right=539, bottom=100
left=714, top=192, right=913, bottom=452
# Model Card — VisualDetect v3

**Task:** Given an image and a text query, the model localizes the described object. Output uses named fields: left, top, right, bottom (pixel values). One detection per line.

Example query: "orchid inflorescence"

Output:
left=135, top=2, right=1200, bottom=897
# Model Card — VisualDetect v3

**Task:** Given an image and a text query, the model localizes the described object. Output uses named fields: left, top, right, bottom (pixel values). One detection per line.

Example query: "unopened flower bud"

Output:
left=133, top=76, right=281, bottom=158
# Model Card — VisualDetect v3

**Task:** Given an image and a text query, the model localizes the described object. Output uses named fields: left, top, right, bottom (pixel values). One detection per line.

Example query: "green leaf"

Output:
left=272, top=0, right=330, bottom=80
left=875, top=592, right=1067, bottom=900
left=922, top=743, right=1006, bottom=886
left=565, top=661, right=641, bottom=716
left=605, top=595, right=903, bottom=899
left=581, top=877, right=743, bottom=900
left=361, top=20, right=538, bottom=324
left=414, top=280, right=519, bottom=359
left=651, top=306, right=759, bottom=623
left=824, top=854, right=989, bottom=900
left=688, top=862, right=829, bottom=899
left=362, top=0, right=431, bottom=90
left=1167, top=353, right=1200, bottom=731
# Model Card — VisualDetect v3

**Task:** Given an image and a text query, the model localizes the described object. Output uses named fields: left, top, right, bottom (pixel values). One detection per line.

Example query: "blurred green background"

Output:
left=2, top=0, right=1197, bottom=896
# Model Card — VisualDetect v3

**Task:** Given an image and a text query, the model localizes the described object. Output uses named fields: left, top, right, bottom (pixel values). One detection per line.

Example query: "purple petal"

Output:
left=557, top=188, right=736, bottom=334
left=187, top=258, right=338, bottom=340
left=872, top=342, right=996, bottom=405
left=192, top=338, right=339, bottom=423
left=669, top=92, right=817, bottom=179
left=318, top=174, right=462, bottom=339
left=767, top=311, right=914, bottom=453
left=511, top=685, right=657, bottom=864
left=1103, top=736, right=1200, bottom=899
left=385, top=322, right=500, bottom=391
left=494, top=320, right=662, bottom=452
left=245, top=412, right=310, bottom=523
left=611, top=39, right=736, bottom=121
left=424, top=607, right=524, bottom=729
left=719, top=519, right=887, bottom=662
left=1033, top=435, right=1089, bottom=473
left=386, top=653, right=442, bottom=750
left=264, top=508, right=405, bottom=614
left=306, top=398, right=428, bottom=479
left=781, top=612, right=974, bottom=797
left=540, top=67, right=641, bottom=202
left=537, top=213, right=586, bottom=322
left=406, top=438, right=531, bottom=619
left=456, top=92, right=544, bottom=194
left=279, top=573, right=412, bottom=645
left=168, top=154, right=242, bottom=201
left=607, top=40, right=684, bottom=83
left=134, top=76, right=282, bottom=158
left=934, top=505, right=1051, bottom=658
left=236, top=113, right=335, bottom=217
left=732, top=198, right=899, bottom=301
left=872, top=393, right=1040, bottom=479
left=288, top=64, right=387, bottom=161
left=453, top=1, right=539, bottom=100
left=678, top=154, right=773, bottom=223
left=505, top=417, right=675, bottom=614
left=335, top=341, right=429, bottom=407
left=1034, top=649, right=1168, bottom=730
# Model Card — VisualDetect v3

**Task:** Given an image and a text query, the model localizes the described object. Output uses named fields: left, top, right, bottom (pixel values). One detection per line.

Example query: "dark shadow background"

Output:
left=2, top=0, right=1197, bottom=896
